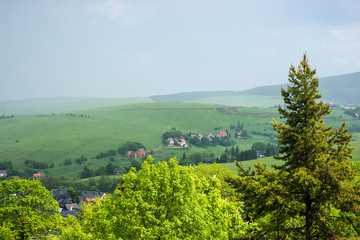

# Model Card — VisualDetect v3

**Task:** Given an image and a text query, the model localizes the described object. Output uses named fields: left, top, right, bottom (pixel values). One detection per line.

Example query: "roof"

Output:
left=79, top=191, right=106, bottom=201
left=65, top=203, right=79, bottom=211
left=135, top=148, right=146, bottom=155
left=0, top=170, right=7, bottom=173
left=60, top=210, right=77, bottom=218
left=52, top=189, right=72, bottom=201
left=219, top=131, right=228, bottom=136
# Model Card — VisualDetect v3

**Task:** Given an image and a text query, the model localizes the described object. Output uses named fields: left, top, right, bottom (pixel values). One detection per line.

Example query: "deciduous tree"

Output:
left=0, top=178, right=61, bottom=239
left=79, top=156, right=248, bottom=239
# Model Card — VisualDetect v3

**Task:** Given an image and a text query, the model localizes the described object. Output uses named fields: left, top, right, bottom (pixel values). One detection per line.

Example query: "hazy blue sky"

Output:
left=1, top=0, right=360, bottom=101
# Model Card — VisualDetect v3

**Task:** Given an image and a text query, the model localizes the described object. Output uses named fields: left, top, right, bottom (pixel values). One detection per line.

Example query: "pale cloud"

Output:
left=86, top=0, right=127, bottom=19
left=330, top=27, right=360, bottom=41
left=323, top=25, right=360, bottom=52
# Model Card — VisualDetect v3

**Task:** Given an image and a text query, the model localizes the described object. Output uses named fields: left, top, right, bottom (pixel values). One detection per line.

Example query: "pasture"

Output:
left=0, top=102, right=358, bottom=178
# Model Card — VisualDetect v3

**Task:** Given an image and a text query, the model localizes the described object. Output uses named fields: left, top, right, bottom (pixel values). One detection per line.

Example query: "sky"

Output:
left=1, top=0, right=360, bottom=101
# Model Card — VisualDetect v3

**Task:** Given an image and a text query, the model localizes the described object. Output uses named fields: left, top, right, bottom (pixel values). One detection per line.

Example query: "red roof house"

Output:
left=178, top=138, right=187, bottom=147
left=33, top=173, right=41, bottom=179
left=135, top=148, right=146, bottom=157
left=219, top=131, right=228, bottom=136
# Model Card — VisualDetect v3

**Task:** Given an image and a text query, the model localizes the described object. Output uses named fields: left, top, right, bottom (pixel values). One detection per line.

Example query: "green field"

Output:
left=0, top=102, right=358, bottom=178
left=185, top=95, right=283, bottom=107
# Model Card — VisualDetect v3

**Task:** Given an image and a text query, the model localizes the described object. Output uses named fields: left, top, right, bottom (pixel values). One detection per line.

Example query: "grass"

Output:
left=0, top=103, right=358, bottom=177
left=185, top=95, right=283, bottom=108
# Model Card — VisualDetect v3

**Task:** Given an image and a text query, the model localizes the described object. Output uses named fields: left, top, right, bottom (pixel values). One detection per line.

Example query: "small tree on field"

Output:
left=228, top=54, right=360, bottom=239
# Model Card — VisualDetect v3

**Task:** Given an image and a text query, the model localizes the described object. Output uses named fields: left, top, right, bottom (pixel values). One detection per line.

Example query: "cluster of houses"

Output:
left=127, top=148, right=146, bottom=159
left=52, top=189, right=106, bottom=217
left=167, top=136, right=187, bottom=147
left=190, top=131, right=229, bottom=140
left=167, top=131, right=239, bottom=147
left=166, top=131, right=241, bottom=147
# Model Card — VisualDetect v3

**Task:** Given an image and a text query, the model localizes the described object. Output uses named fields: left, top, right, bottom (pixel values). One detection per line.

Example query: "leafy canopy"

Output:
left=78, top=156, right=248, bottom=239
left=0, top=178, right=61, bottom=239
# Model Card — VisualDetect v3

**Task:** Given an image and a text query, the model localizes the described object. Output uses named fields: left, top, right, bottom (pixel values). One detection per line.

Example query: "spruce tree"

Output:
left=228, top=54, right=360, bottom=239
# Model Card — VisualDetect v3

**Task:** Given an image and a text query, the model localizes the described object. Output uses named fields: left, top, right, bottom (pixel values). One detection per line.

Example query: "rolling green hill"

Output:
left=1, top=102, right=358, bottom=178
left=0, top=103, right=279, bottom=177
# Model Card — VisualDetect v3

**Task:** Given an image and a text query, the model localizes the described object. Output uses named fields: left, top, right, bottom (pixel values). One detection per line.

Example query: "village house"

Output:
left=237, top=131, right=244, bottom=138
left=344, top=105, right=359, bottom=110
left=178, top=138, right=187, bottom=147
left=52, top=189, right=73, bottom=210
left=257, top=151, right=265, bottom=158
left=168, top=138, right=174, bottom=146
left=33, top=172, right=42, bottom=179
left=127, top=151, right=134, bottom=158
left=0, top=170, right=7, bottom=177
left=203, top=158, right=212, bottom=165
left=79, top=191, right=106, bottom=203
left=219, top=131, right=228, bottom=137
left=135, top=148, right=146, bottom=157
left=52, top=189, right=107, bottom=217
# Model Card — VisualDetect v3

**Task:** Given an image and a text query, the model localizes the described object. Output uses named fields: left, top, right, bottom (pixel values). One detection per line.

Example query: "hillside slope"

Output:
left=2, top=97, right=153, bottom=116
left=0, top=103, right=280, bottom=175
left=150, top=72, right=360, bottom=105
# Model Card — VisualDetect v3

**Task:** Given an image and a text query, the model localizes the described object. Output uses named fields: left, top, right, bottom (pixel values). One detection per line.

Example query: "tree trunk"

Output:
left=305, top=198, right=313, bottom=240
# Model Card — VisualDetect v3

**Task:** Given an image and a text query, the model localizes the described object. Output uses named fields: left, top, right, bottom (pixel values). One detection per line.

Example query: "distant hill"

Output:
left=317, top=72, right=360, bottom=105
left=150, top=91, right=240, bottom=103
left=2, top=72, right=359, bottom=115
left=2, top=97, right=153, bottom=115
left=150, top=72, right=360, bottom=105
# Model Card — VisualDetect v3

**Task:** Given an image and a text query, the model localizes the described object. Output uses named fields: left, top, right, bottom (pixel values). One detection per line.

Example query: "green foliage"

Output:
left=0, top=161, right=19, bottom=177
left=162, top=127, right=184, bottom=140
left=41, top=175, right=60, bottom=190
left=78, top=156, right=248, bottom=239
left=228, top=54, right=360, bottom=239
left=95, top=149, right=116, bottom=159
left=24, top=159, right=49, bottom=169
left=75, top=155, right=88, bottom=164
left=0, top=178, right=61, bottom=239
left=79, top=166, right=92, bottom=179
left=63, top=159, right=72, bottom=165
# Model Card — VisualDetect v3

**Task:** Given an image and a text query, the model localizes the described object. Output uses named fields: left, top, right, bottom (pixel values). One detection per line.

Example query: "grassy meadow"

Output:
left=185, top=95, right=283, bottom=107
left=0, top=102, right=359, bottom=177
